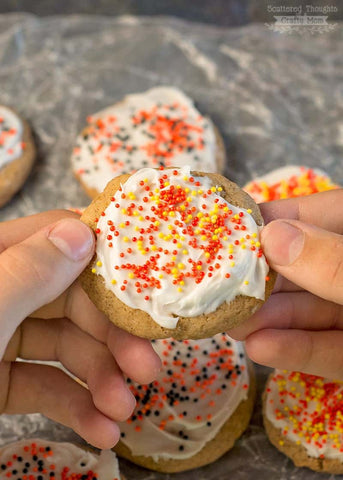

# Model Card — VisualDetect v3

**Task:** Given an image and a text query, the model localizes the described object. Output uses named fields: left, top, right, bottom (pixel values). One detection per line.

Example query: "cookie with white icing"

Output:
left=80, top=166, right=275, bottom=340
left=0, top=438, right=121, bottom=480
left=263, top=370, right=343, bottom=474
left=71, top=87, right=226, bottom=198
left=243, top=165, right=338, bottom=203
left=115, top=334, right=255, bottom=473
left=0, top=106, right=36, bottom=208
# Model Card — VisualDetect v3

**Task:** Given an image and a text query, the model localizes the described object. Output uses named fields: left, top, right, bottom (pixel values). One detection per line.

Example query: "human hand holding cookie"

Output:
left=0, top=210, right=161, bottom=449
left=229, top=189, right=343, bottom=379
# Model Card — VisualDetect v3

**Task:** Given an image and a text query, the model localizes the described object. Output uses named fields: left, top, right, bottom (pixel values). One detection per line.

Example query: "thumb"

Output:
left=0, top=218, right=94, bottom=358
left=261, top=219, right=343, bottom=305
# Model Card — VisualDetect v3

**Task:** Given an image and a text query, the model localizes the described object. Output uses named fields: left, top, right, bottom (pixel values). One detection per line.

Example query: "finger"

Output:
left=261, top=219, right=343, bottom=304
left=0, top=219, right=95, bottom=359
left=259, top=189, right=343, bottom=233
left=34, top=282, right=162, bottom=384
left=229, top=291, right=343, bottom=340
left=272, top=273, right=302, bottom=293
left=0, top=361, right=120, bottom=449
left=245, top=328, right=343, bottom=380
left=0, top=210, right=78, bottom=253
left=4, top=318, right=136, bottom=421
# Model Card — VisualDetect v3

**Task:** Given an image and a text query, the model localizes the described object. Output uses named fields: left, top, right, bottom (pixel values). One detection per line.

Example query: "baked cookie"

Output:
left=243, top=165, right=338, bottom=203
left=115, top=333, right=255, bottom=473
left=80, top=166, right=275, bottom=340
left=0, top=438, right=121, bottom=479
left=71, top=86, right=226, bottom=198
left=0, top=106, right=36, bottom=208
left=263, top=370, right=343, bottom=474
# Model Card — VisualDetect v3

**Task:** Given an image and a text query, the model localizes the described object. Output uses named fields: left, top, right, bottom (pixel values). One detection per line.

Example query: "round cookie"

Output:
left=80, top=166, right=275, bottom=340
left=243, top=165, right=338, bottom=203
left=0, top=438, right=121, bottom=480
left=71, top=86, right=226, bottom=198
left=0, top=106, right=36, bottom=208
left=115, top=333, right=255, bottom=473
left=263, top=370, right=343, bottom=474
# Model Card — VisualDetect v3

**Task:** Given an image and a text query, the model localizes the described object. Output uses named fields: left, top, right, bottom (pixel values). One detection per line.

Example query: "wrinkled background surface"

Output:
left=0, top=13, right=342, bottom=480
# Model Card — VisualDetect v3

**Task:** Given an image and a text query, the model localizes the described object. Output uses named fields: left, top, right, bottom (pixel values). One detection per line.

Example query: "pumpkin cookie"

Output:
left=80, top=166, right=275, bottom=340
left=263, top=370, right=343, bottom=474
left=115, top=334, right=255, bottom=473
left=71, top=87, right=226, bottom=198
left=0, top=106, right=36, bottom=207
left=0, top=438, right=122, bottom=480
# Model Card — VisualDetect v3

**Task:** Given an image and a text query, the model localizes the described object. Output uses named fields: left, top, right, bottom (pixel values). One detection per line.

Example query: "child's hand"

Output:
left=0, top=210, right=161, bottom=448
left=229, top=189, right=343, bottom=379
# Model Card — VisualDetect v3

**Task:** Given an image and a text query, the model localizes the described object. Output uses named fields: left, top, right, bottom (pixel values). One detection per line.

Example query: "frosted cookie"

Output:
left=243, top=165, right=338, bottom=203
left=80, top=166, right=275, bottom=340
left=0, top=106, right=36, bottom=207
left=71, top=87, right=226, bottom=198
left=115, top=333, right=255, bottom=473
left=0, top=439, right=121, bottom=480
left=263, top=370, right=343, bottom=474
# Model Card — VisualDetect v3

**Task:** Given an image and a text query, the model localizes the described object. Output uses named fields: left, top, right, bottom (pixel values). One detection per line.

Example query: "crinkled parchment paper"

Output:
left=0, top=13, right=342, bottom=480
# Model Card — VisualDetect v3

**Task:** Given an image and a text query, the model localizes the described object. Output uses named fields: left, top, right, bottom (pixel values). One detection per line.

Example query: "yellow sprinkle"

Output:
left=121, top=209, right=127, bottom=214
left=279, top=440, right=284, bottom=446
left=252, top=233, right=257, bottom=238
left=96, top=260, right=102, bottom=267
left=170, top=211, right=175, bottom=217
left=178, top=263, right=185, bottom=270
left=255, top=241, right=261, bottom=247
left=231, top=262, right=235, bottom=267
left=151, top=245, right=157, bottom=251
left=179, top=280, right=185, bottom=286
left=197, top=212, right=203, bottom=218
left=182, top=249, right=188, bottom=255
left=163, top=211, right=168, bottom=216
left=212, top=235, right=218, bottom=240
left=196, top=265, right=202, bottom=270
left=183, top=176, right=189, bottom=181
left=211, top=186, right=216, bottom=192
left=240, top=237, right=245, bottom=243
left=91, top=268, right=97, bottom=274
left=234, top=214, right=239, bottom=220
left=159, top=274, right=163, bottom=279
left=128, top=273, right=134, bottom=279
left=111, top=279, right=117, bottom=284
left=177, top=243, right=182, bottom=248
left=119, top=222, right=125, bottom=228
left=123, top=236, right=129, bottom=242
left=133, top=211, right=139, bottom=216
left=224, top=207, right=229, bottom=212
left=244, top=280, right=249, bottom=285
left=205, top=252, right=210, bottom=258
left=168, top=225, right=173, bottom=230
left=172, top=256, right=177, bottom=261
left=158, top=232, right=164, bottom=238
left=217, top=186, right=223, bottom=192
left=201, top=235, right=207, bottom=241
left=191, top=190, right=197, bottom=196
left=154, top=221, right=160, bottom=226
left=155, top=188, right=160, bottom=193
left=134, top=226, right=140, bottom=231
left=172, top=268, right=178, bottom=274
left=247, top=208, right=252, bottom=214
left=139, top=216, right=144, bottom=221
left=241, top=244, right=246, bottom=249
left=144, top=178, right=148, bottom=183
left=164, top=181, right=170, bottom=187
left=198, top=189, right=203, bottom=194
left=177, top=287, right=183, bottom=292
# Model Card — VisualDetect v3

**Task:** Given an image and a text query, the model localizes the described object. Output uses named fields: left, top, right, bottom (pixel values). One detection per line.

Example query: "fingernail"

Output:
left=48, top=219, right=94, bottom=261
left=261, top=220, right=304, bottom=266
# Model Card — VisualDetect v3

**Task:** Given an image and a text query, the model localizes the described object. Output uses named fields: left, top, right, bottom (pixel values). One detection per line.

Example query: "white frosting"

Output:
left=265, top=370, right=343, bottom=460
left=71, top=87, right=218, bottom=193
left=243, top=165, right=334, bottom=203
left=120, top=334, right=249, bottom=460
left=92, top=166, right=269, bottom=329
left=0, top=106, right=23, bottom=169
left=0, top=439, right=121, bottom=479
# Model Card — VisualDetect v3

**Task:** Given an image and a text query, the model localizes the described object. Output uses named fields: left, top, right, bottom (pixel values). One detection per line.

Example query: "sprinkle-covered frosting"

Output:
left=119, top=334, right=249, bottom=460
left=0, top=106, right=24, bottom=169
left=91, top=166, right=269, bottom=328
left=71, top=87, right=218, bottom=193
left=244, top=166, right=338, bottom=203
left=0, top=439, right=121, bottom=480
left=265, top=370, right=343, bottom=460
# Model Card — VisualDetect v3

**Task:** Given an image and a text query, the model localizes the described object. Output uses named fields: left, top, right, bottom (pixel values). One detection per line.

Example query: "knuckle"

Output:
left=0, top=361, right=11, bottom=413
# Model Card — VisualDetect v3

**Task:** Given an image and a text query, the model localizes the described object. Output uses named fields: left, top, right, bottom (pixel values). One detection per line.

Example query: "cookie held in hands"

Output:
left=80, top=166, right=275, bottom=340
